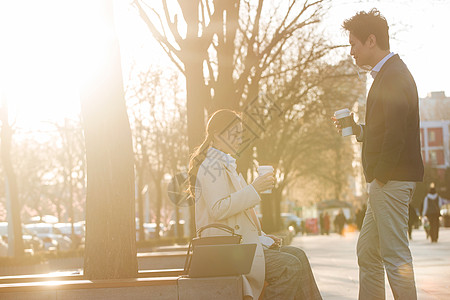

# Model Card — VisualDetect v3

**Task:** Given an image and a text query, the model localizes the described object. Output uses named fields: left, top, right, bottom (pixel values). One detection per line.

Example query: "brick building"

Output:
left=419, top=91, right=450, bottom=179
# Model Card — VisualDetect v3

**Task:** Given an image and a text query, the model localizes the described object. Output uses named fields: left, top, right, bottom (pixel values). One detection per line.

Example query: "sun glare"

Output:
left=0, top=0, right=174, bottom=137
left=0, top=1, right=83, bottom=132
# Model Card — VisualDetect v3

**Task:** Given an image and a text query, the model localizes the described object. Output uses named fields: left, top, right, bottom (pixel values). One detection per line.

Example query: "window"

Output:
left=430, top=151, right=437, bottom=165
left=429, top=150, right=445, bottom=166
left=427, top=128, right=443, bottom=147
left=420, top=128, right=424, bottom=148
left=429, top=131, right=435, bottom=143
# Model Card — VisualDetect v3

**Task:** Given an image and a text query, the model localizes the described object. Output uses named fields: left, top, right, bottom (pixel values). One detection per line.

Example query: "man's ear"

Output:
left=366, top=34, right=377, bottom=48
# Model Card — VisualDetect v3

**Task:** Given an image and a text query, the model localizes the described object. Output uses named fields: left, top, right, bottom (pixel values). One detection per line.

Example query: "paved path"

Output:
left=291, top=227, right=450, bottom=300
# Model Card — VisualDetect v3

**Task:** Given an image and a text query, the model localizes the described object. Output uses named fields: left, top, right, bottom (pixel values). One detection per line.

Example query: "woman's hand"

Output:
left=251, top=172, right=275, bottom=194
left=265, top=234, right=282, bottom=248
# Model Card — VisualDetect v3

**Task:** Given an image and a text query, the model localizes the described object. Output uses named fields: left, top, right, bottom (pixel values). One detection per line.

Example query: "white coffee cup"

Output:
left=257, top=165, right=274, bottom=194
left=334, top=108, right=353, bottom=137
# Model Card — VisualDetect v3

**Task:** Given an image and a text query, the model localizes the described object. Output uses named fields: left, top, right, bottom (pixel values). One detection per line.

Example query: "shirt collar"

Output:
left=207, top=147, right=237, bottom=171
left=370, top=52, right=395, bottom=79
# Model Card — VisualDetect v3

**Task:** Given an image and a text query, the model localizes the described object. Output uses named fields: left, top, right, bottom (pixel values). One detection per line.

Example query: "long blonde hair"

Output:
left=188, top=109, right=241, bottom=198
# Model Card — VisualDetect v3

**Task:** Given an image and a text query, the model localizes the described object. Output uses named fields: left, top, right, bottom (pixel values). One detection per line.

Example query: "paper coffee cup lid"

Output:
left=258, top=166, right=273, bottom=170
left=334, top=108, right=350, bottom=117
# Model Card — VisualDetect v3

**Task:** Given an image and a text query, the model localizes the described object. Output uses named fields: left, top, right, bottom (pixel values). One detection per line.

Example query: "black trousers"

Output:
left=428, top=214, right=440, bottom=242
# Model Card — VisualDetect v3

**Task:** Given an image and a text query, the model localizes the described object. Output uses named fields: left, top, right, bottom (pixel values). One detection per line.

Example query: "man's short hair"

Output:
left=342, top=8, right=390, bottom=50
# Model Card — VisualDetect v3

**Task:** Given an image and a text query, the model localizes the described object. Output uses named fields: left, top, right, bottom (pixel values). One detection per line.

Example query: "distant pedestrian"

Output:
left=422, top=185, right=444, bottom=243
left=319, top=212, right=324, bottom=234
left=334, top=209, right=346, bottom=236
left=323, top=212, right=330, bottom=235
left=301, top=219, right=306, bottom=236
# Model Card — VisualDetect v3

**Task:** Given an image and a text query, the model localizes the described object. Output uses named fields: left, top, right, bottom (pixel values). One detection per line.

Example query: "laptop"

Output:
left=187, top=243, right=257, bottom=278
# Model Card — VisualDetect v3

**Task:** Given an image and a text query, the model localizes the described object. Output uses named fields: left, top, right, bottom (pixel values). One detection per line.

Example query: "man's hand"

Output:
left=331, top=112, right=360, bottom=136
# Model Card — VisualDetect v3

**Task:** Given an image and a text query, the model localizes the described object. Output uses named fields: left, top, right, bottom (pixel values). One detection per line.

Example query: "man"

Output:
left=335, top=9, right=424, bottom=300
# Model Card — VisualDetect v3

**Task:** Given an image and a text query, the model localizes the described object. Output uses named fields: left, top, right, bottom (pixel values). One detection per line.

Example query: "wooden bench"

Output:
left=0, top=276, right=179, bottom=300
left=0, top=270, right=244, bottom=300
left=137, top=251, right=186, bottom=270
left=0, top=269, right=184, bottom=284
left=152, top=245, right=189, bottom=252
left=0, top=252, right=187, bottom=277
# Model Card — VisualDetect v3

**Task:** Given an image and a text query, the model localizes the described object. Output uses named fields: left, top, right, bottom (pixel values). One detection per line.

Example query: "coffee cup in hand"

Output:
left=257, top=166, right=274, bottom=194
left=334, top=108, right=353, bottom=137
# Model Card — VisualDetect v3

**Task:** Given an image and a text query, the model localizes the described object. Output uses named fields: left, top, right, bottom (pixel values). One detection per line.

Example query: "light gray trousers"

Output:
left=357, top=180, right=417, bottom=300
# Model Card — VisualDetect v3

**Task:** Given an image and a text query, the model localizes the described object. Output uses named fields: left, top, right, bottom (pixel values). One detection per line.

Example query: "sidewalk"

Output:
left=291, top=227, right=450, bottom=300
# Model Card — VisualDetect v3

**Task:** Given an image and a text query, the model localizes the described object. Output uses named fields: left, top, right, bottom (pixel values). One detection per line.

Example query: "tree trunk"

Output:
left=56, top=200, right=62, bottom=222
left=65, top=121, right=76, bottom=247
left=80, top=0, right=137, bottom=279
left=212, top=0, right=240, bottom=111
left=181, top=0, right=209, bottom=237
left=136, top=165, right=145, bottom=242
left=334, top=139, right=342, bottom=200
left=273, top=188, right=283, bottom=231
left=260, top=194, right=275, bottom=233
left=155, top=178, right=162, bottom=239
left=1, top=99, right=24, bottom=257
left=175, top=205, right=182, bottom=240
left=185, top=61, right=206, bottom=238
left=69, top=171, right=75, bottom=248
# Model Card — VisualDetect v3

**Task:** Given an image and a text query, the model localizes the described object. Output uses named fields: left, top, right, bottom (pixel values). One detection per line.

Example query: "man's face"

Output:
left=349, top=33, right=372, bottom=68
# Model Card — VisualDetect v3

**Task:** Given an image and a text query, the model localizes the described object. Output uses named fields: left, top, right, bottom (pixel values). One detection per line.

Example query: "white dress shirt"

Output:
left=370, top=52, right=395, bottom=79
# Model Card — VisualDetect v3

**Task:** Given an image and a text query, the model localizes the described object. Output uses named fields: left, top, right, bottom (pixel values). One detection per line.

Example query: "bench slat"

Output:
left=0, top=277, right=179, bottom=293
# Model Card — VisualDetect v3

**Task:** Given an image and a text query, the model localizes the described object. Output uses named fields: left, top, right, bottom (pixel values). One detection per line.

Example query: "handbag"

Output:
left=183, top=223, right=242, bottom=275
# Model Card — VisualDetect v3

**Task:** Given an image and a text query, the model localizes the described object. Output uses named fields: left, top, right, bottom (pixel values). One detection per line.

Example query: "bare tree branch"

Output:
left=133, top=0, right=185, bottom=73
left=162, top=0, right=184, bottom=46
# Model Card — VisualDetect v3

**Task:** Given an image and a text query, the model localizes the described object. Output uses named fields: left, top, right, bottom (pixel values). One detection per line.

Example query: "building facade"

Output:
left=419, top=91, right=450, bottom=179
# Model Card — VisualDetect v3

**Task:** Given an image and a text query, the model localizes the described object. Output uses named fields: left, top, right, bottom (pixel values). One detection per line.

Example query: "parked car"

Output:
left=281, top=213, right=302, bottom=234
left=0, top=222, right=44, bottom=254
left=25, top=223, right=72, bottom=251
left=28, top=215, right=59, bottom=224
left=164, top=220, right=186, bottom=238
left=54, top=222, right=85, bottom=248
left=142, top=222, right=165, bottom=239
left=0, top=237, right=8, bottom=256
left=22, top=227, right=45, bottom=253
left=35, top=235, right=59, bottom=252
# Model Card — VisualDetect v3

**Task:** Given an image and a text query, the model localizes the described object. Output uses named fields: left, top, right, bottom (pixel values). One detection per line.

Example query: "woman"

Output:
left=188, top=109, right=322, bottom=300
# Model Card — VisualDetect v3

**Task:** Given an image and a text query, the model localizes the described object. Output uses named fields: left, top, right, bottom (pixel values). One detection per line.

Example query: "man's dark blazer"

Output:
left=360, top=54, right=424, bottom=184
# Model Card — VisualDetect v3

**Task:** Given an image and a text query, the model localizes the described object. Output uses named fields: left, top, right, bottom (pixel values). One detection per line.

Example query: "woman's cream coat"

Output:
left=195, top=148, right=265, bottom=299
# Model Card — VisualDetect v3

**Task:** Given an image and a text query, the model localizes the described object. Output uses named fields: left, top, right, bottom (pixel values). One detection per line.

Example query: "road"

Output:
left=291, top=227, right=450, bottom=299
